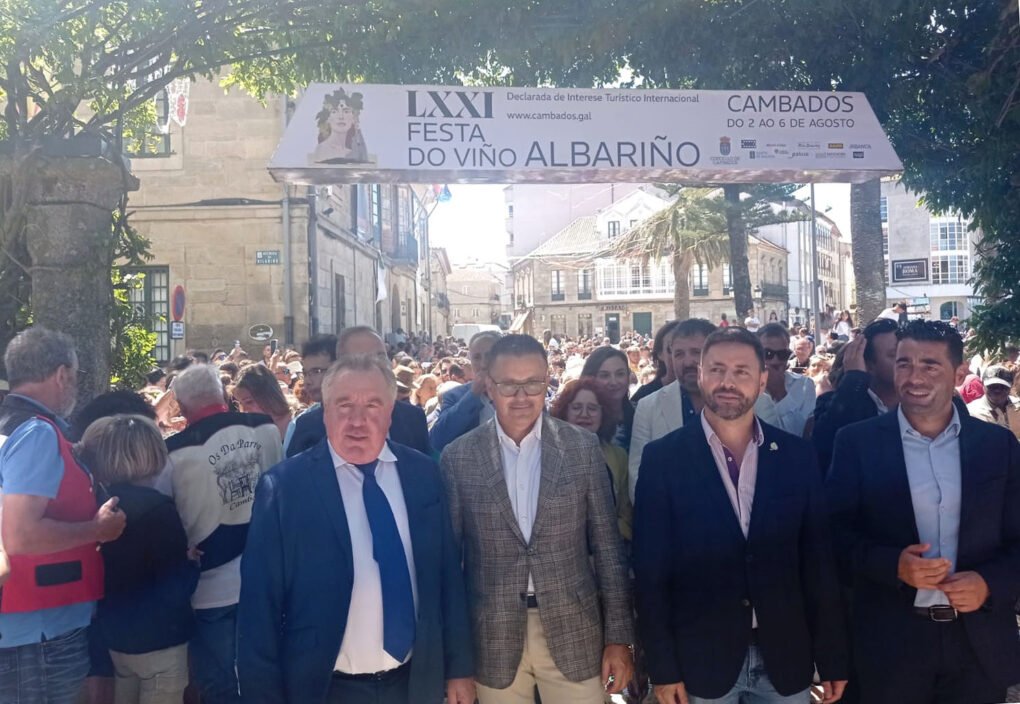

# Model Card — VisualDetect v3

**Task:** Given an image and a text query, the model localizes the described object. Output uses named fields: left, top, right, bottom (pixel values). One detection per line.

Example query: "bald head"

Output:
left=337, top=326, right=386, bottom=359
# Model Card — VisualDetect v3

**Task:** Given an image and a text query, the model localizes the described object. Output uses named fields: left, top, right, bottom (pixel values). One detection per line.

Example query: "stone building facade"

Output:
left=511, top=191, right=789, bottom=342
left=126, top=77, right=430, bottom=361
left=429, top=247, right=452, bottom=336
left=447, top=267, right=504, bottom=326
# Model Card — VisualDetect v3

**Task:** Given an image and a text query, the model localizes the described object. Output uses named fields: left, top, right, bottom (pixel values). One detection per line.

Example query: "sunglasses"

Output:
left=764, top=348, right=793, bottom=361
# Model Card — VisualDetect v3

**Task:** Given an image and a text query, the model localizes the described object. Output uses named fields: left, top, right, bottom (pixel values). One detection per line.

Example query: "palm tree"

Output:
left=600, top=188, right=729, bottom=320
left=850, top=179, right=887, bottom=324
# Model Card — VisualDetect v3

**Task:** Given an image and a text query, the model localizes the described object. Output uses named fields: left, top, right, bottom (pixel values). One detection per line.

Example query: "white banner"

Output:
left=270, top=84, right=902, bottom=185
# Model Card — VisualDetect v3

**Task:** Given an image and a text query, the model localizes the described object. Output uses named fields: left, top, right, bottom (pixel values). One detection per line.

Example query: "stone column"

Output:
left=17, top=154, right=138, bottom=405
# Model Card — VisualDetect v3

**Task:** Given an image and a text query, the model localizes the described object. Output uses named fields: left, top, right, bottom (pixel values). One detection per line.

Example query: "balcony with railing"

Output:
left=760, top=282, right=789, bottom=300
left=392, top=236, right=419, bottom=264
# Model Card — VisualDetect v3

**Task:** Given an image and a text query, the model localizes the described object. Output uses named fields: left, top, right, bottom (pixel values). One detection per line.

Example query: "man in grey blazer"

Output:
left=441, top=334, right=634, bottom=704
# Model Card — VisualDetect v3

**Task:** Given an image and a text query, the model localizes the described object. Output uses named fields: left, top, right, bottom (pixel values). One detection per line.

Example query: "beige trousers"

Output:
left=476, top=609, right=604, bottom=704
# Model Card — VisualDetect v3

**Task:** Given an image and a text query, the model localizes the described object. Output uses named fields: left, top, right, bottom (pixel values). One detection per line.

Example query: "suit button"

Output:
left=526, top=547, right=536, bottom=555
left=741, top=599, right=751, bottom=607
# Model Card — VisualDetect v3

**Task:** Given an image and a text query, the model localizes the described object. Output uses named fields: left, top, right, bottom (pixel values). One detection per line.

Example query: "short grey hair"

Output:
left=337, top=326, right=384, bottom=356
left=469, top=330, right=502, bottom=348
left=172, top=364, right=225, bottom=410
left=4, top=327, right=77, bottom=388
left=322, top=354, right=397, bottom=402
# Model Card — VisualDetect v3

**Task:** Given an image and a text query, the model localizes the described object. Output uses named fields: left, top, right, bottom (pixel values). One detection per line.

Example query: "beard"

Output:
left=704, top=388, right=755, bottom=420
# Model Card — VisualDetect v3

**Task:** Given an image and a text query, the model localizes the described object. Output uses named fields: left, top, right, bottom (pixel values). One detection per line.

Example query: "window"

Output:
left=596, top=258, right=672, bottom=297
left=882, top=225, right=889, bottom=258
left=577, top=269, right=592, bottom=300
left=932, top=255, right=969, bottom=284
left=370, top=185, right=383, bottom=240
left=940, top=301, right=959, bottom=320
left=691, top=264, right=709, bottom=296
left=473, top=308, right=480, bottom=318
left=629, top=219, right=638, bottom=229
left=462, top=285, right=469, bottom=294
left=124, top=89, right=171, bottom=157
left=507, top=204, right=514, bottom=217
left=551, top=270, right=565, bottom=301
left=722, top=263, right=732, bottom=296
left=334, top=274, right=346, bottom=332
left=122, top=266, right=170, bottom=363
left=608, top=220, right=620, bottom=238
left=550, top=314, right=567, bottom=336
left=880, top=196, right=888, bottom=223
left=577, top=313, right=593, bottom=337
left=930, top=219, right=967, bottom=252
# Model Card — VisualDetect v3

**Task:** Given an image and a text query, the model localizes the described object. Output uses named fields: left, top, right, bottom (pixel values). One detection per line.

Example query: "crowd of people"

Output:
left=0, top=310, right=1017, bottom=704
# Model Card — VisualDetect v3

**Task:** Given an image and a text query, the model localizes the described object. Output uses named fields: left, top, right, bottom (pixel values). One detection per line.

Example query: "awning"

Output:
left=509, top=310, right=532, bottom=333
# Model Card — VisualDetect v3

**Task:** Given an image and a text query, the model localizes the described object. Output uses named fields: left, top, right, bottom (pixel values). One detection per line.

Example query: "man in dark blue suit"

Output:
left=826, top=320, right=1020, bottom=704
left=429, top=330, right=500, bottom=455
left=237, top=353, right=473, bottom=704
left=634, top=327, right=848, bottom=704
left=286, top=327, right=430, bottom=458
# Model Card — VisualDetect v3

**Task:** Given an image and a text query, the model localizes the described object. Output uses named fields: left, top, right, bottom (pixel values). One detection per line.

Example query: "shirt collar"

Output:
left=187, top=403, right=229, bottom=426
left=897, top=405, right=961, bottom=441
left=867, top=388, right=890, bottom=415
left=8, top=392, right=57, bottom=417
left=495, top=415, right=542, bottom=451
left=328, top=440, right=398, bottom=468
left=699, top=410, right=765, bottom=449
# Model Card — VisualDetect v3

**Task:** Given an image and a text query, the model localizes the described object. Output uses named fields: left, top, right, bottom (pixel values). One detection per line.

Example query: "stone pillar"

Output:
left=18, top=154, right=138, bottom=405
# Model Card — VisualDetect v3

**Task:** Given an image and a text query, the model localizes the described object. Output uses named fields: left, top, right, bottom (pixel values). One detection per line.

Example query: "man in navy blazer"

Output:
left=634, top=327, right=848, bottom=704
left=429, top=330, right=500, bottom=454
left=237, top=354, right=473, bottom=704
left=286, top=327, right=430, bottom=459
left=826, top=320, right=1020, bottom=704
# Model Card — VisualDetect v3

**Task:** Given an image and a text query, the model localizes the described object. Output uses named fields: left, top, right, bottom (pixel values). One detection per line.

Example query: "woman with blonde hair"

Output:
left=231, top=364, right=293, bottom=440
left=78, top=415, right=198, bottom=704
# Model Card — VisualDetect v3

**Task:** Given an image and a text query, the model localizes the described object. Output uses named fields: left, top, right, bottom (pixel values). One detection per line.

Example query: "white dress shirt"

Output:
left=701, top=412, right=765, bottom=627
left=754, top=371, right=816, bottom=436
left=496, top=418, right=543, bottom=593
left=329, top=441, right=418, bottom=674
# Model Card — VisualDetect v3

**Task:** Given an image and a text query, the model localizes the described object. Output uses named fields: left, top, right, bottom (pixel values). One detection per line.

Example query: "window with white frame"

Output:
left=931, top=255, right=969, bottom=285
left=880, top=196, right=888, bottom=223
left=608, top=220, right=620, bottom=238
left=596, top=258, right=672, bottom=297
left=722, top=263, right=732, bottom=295
left=930, top=218, right=967, bottom=252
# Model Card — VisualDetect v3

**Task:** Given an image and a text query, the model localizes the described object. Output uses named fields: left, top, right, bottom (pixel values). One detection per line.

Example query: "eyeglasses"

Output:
left=491, top=380, right=547, bottom=397
left=763, top=348, right=792, bottom=361
left=304, top=367, right=329, bottom=378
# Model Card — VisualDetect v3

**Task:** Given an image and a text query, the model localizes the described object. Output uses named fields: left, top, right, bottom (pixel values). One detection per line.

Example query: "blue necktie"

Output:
left=356, top=460, right=415, bottom=662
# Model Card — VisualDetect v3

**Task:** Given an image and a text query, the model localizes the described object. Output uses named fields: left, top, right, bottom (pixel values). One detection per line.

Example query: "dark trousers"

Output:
left=326, top=663, right=411, bottom=704
left=858, top=619, right=1003, bottom=704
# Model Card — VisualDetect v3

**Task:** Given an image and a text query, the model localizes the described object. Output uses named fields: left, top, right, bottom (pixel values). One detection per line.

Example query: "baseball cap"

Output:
left=982, top=365, right=1014, bottom=388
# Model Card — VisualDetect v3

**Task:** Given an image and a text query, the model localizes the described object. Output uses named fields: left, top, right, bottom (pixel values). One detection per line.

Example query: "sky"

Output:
left=427, top=181, right=856, bottom=268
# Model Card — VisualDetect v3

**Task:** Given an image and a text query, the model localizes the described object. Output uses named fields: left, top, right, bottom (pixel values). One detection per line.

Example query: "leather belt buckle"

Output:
left=927, top=605, right=958, bottom=622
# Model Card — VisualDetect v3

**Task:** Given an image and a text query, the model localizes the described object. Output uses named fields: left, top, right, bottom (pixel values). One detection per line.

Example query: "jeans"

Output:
left=110, top=644, right=189, bottom=704
left=687, top=646, right=810, bottom=704
left=0, top=626, right=91, bottom=704
left=190, top=605, right=240, bottom=704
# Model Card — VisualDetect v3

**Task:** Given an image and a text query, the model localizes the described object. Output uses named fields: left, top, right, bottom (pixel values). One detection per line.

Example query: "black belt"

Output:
left=333, top=661, right=411, bottom=682
left=914, top=605, right=959, bottom=622
left=521, top=592, right=538, bottom=608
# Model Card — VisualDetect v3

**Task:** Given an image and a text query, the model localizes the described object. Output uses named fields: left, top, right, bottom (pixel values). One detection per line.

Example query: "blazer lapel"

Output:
left=689, top=425, right=746, bottom=544
left=876, top=412, right=922, bottom=544
left=747, top=425, right=783, bottom=543
left=309, top=440, right=355, bottom=576
left=480, top=421, right=528, bottom=546
left=530, top=415, right=564, bottom=543
left=660, top=382, right=683, bottom=433
left=957, top=417, right=984, bottom=556
left=394, top=451, right=432, bottom=599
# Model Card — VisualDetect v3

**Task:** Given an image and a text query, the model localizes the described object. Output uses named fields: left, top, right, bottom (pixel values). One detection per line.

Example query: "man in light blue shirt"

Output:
left=0, top=328, right=125, bottom=704
left=898, top=405, right=962, bottom=608
left=826, top=320, right=1020, bottom=703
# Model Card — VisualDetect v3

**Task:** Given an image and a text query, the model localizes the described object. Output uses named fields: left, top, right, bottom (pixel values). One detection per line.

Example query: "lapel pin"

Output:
left=769, top=442, right=779, bottom=451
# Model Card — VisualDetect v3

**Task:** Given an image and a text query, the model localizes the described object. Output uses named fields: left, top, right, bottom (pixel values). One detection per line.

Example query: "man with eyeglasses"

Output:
left=282, top=334, right=337, bottom=455
left=440, top=334, right=633, bottom=704
left=753, top=323, right=816, bottom=437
